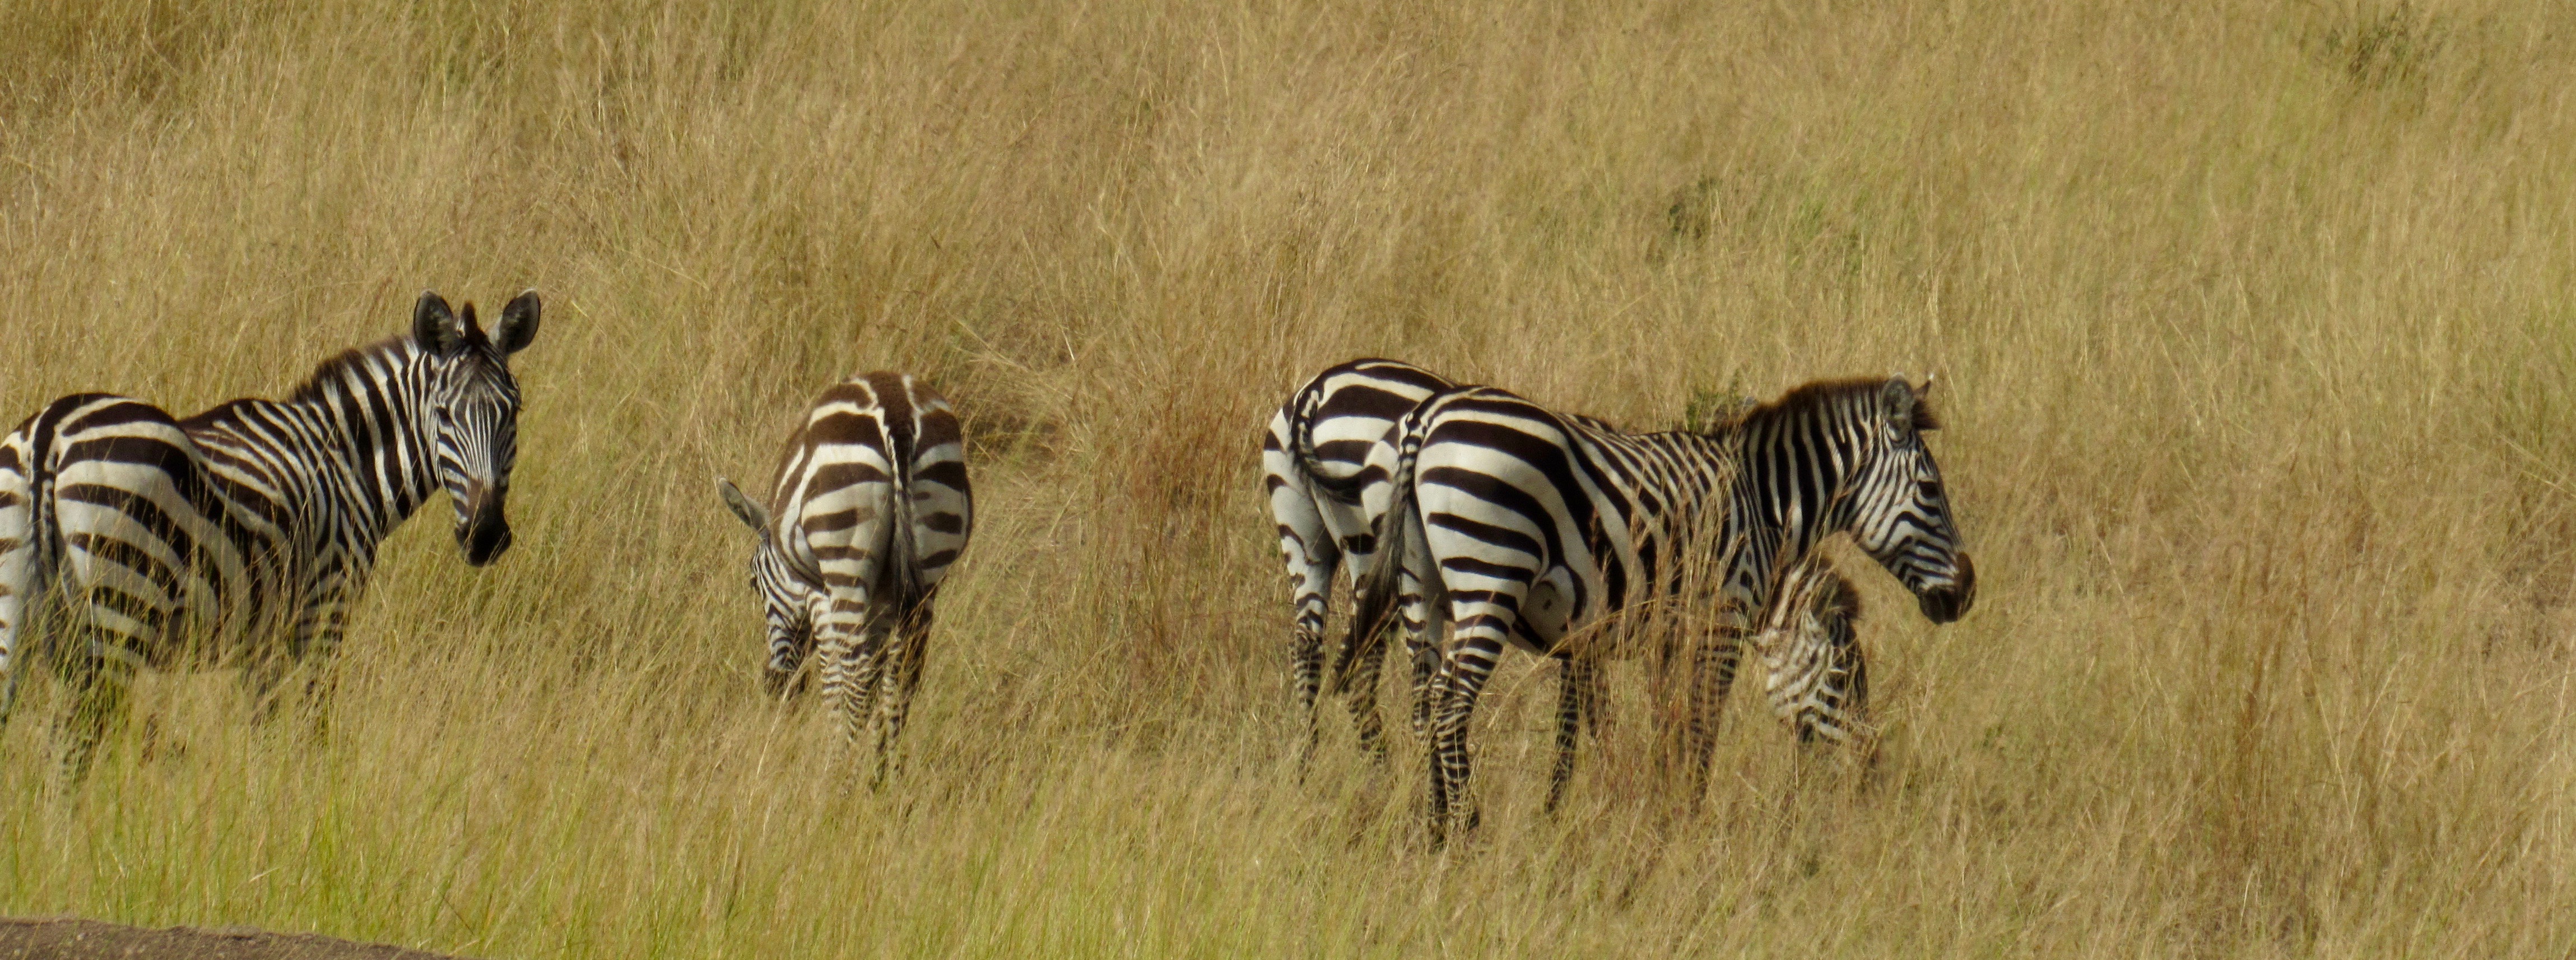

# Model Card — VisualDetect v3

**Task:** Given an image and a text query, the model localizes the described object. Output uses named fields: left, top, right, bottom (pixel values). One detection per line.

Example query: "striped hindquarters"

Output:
left=1272, top=358, right=1454, bottom=506
left=737, top=371, right=970, bottom=784
left=750, top=372, right=971, bottom=681
left=4, top=394, right=287, bottom=671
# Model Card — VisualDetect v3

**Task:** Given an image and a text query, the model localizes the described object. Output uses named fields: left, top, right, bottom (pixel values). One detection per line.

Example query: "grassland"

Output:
left=3, top=0, right=2574, bottom=955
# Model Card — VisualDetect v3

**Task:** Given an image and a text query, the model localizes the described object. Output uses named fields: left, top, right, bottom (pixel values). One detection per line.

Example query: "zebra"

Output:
left=0, top=290, right=540, bottom=781
left=1264, top=359, right=1629, bottom=766
left=717, top=372, right=971, bottom=787
left=1343, top=375, right=1973, bottom=845
left=1751, top=553, right=1872, bottom=750
left=1263, top=359, right=1453, bottom=766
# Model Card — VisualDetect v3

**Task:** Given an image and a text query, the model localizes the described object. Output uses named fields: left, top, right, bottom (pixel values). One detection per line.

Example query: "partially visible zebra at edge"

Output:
left=718, top=372, right=971, bottom=788
left=0, top=290, right=541, bottom=782
left=1344, top=375, right=1973, bottom=846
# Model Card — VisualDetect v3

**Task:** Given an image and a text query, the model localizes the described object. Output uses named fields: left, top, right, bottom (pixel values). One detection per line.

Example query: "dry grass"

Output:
left=4, top=0, right=2575, bottom=955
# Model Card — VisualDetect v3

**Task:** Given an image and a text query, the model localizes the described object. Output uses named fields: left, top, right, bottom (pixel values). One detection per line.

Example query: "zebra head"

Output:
left=1835, top=376, right=1975, bottom=624
left=717, top=477, right=815, bottom=697
left=412, top=290, right=540, bottom=568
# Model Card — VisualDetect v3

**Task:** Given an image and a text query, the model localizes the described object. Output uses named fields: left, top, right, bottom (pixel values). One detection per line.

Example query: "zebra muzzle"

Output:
left=459, top=491, right=513, bottom=567
left=1915, top=552, right=1975, bottom=624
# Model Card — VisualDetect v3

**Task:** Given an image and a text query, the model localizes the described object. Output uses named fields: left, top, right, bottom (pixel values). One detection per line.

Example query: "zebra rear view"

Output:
left=717, top=372, right=971, bottom=787
left=0, top=290, right=541, bottom=782
left=1263, top=358, right=1631, bottom=767
left=1263, top=358, right=1454, bottom=766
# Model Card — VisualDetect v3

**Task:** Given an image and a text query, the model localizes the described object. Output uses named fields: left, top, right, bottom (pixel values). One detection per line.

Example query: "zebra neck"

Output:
left=1723, top=460, right=1833, bottom=602
left=277, top=340, right=444, bottom=544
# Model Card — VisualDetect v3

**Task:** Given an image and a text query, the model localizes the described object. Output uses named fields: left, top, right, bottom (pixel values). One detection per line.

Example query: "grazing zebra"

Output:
left=1345, top=376, right=1973, bottom=845
left=717, top=372, right=971, bottom=786
left=1264, top=359, right=1626, bottom=766
left=1751, top=554, right=1871, bottom=750
left=0, top=290, right=541, bottom=781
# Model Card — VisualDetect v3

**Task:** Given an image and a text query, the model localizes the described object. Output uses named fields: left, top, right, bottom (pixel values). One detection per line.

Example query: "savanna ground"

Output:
left=3, top=0, right=2574, bottom=956
left=0, top=916, right=456, bottom=959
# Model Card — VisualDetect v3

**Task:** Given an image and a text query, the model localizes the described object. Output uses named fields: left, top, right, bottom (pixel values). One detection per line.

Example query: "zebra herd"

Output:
left=0, top=291, right=1974, bottom=846
left=1270, top=359, right=1973, bottom=843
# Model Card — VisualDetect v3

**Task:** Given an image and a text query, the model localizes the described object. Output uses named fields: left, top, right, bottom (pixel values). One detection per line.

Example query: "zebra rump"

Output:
left=717, top=371, right=971, bottom=787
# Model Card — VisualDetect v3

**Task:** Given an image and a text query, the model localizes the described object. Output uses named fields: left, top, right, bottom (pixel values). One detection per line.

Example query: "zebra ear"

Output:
left=1881, top=377, right=1920, bottom=433
left=717, top=477, right=771, bottom=534
left=493, top=290, right=541, bottom=355
left=413, top=291, right=465, bottom=355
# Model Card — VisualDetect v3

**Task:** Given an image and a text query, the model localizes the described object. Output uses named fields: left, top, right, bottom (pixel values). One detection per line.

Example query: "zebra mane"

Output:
left=1799, top=565, right=1864, bottom=622
left=176, top=336, right=420, bottom=429
left=276, top=302, right=514, bottom=409
left=282, top=336, right=418, bottom=407
left=1733, top=377, right=1940, bottom=433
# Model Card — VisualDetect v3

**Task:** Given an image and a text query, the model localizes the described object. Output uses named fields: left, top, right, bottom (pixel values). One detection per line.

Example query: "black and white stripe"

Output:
left=1346, top=376, right=1973, bottom=845
left=1263, top=359, right=1626, bottom=766
left=0, top=291, right=540, bottom=780
left=718, top=372, right=971, bottom=787
left=1263, top=359, right=1453, bottom=764
left=1751, top=553, right=1871, bottom=749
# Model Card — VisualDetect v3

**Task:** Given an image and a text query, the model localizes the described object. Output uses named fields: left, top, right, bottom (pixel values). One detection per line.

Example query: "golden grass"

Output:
left=4, top=0, right=2575, bottom=954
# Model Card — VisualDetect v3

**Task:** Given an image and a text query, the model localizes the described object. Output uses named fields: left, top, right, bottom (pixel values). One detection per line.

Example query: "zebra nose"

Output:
left=458, top=484, right=512, bottom=566
left=1915, top=553, right=1975, bottom=624
left=463, top=522, right=512, bottom=567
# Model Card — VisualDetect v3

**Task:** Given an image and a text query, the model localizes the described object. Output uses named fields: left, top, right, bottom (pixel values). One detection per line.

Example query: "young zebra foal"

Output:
left=1752, top=554, right=1873, bottom=751
left=0, top=290, right=540, bottom=782
left=717, top=372, right=971, bottom=787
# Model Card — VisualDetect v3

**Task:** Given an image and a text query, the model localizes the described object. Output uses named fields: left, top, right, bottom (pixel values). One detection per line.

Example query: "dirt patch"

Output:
left=0, top=918, right=472, bottom=960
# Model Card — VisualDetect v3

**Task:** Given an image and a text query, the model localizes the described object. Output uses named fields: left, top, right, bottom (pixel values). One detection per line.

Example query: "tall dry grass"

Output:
left=3, top=0, right=2574, bottom=954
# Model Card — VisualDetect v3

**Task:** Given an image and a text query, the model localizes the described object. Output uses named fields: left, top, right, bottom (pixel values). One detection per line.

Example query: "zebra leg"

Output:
left=1281, top=540, right=1336, bottom=773
left=815, top=627, right=853, bottom=716
left=813, top=621, right=872, bottom=783
left=1827, top=633, right=1874, bottom=758
left=1543, top=654, right=1598, bottom=817
left=1347, top=568, right=1436, bottom=755
left=1681, top=629, right=1745, bottom=809
left=810, top=577, right=880, bottom=783
left=288, top=574, right=354, bottom=739
left=1338, top=619, right=1391, bottom=763
left=242, top=651, right=292, bottom=729
left=1581, top=656, right=1610, bottom=740
left=845, top=618, right=897, bottom=788
left=1400, top=578, right=1436, bottom=740
left=872, top=604, right=933, bottom=787
left=57, top=635, right=139, bottom=786
left=1426, top=632, right=1505, bottom=850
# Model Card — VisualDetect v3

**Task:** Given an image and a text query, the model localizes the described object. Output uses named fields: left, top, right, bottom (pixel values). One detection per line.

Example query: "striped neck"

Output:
left=1715, top=408, right=1852, bottom=601
left=276, top=337, right=445, bottom=545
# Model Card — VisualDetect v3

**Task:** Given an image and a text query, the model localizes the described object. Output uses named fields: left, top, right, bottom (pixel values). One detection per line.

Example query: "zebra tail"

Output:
left=1286, top=379, right=1365, bottom=503
left=881, top=420, right=931, bottom=626
left=1328, top=430, right=1421, bottom=697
